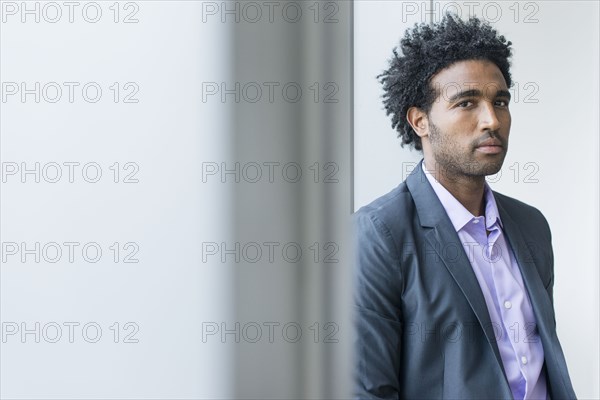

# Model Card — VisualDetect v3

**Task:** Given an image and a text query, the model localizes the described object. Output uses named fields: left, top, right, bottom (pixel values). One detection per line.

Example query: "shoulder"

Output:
left=492, top=190, right=552, bottom=241
left=353, top=182, right=415, bottom=232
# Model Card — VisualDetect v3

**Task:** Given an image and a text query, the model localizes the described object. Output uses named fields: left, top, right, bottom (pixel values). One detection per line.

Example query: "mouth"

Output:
left=475, top=145, right=503, bottom=154
left=475, top=137, right=504, bottom=154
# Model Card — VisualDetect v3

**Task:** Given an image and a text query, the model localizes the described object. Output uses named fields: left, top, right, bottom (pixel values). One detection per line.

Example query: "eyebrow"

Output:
left=446, top=89, right=512, bottom=103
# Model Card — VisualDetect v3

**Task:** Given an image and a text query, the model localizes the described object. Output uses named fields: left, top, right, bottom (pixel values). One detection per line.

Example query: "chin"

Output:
left=459, top=158, right=504, bottom=177
left=479, top=161, right=504, bottom=176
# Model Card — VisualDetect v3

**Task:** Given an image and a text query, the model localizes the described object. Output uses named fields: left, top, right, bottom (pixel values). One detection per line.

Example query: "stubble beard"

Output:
left=428, top=121, right=506, bottom=182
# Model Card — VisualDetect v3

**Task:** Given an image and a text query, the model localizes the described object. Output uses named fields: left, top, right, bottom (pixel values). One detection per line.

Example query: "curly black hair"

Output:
left=378, top=13, right=513, bottom=151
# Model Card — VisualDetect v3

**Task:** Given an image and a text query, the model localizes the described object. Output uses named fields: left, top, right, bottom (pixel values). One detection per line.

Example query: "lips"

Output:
left=476, top=139, right=503, bottom=148
left=475, top=144, right=503, bottom=154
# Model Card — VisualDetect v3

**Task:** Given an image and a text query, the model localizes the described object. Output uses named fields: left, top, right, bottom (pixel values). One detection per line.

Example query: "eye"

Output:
left=495, top=99, right=510, bottom=107
left=457, top=100, right=474, bottom=108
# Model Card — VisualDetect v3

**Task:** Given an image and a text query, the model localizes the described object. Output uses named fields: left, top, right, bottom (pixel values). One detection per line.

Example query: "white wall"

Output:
left=1, top=2, right=234, bottom=398
left=354, top=1, right=599, bottom=397
left=1, top=1, right=353, bottom=398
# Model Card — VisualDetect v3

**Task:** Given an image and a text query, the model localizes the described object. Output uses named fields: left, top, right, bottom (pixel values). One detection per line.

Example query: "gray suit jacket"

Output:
left=353, top=160, right=576, bottom=399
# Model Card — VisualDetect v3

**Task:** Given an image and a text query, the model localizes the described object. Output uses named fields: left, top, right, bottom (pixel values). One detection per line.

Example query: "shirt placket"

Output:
left=488, top=229, right=537, bottom=399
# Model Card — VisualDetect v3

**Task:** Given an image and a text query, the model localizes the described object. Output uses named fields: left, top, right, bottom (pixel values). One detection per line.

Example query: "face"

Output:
left=423, top=59, right=511, bottom=180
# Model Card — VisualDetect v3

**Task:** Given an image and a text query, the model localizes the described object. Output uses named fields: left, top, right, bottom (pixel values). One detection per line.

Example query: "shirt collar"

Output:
left=421, top=159, right=503, bottom=232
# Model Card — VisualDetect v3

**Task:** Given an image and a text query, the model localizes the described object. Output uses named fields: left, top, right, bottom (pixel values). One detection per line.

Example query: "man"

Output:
left=353, top=14, right=576, bottom=399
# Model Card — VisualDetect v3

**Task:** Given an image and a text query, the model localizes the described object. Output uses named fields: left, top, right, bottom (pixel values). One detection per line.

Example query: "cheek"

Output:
left=499, top=108, right=511, bottom=121
left=451, top=116, right=478, bottom=133
left=501, top=113, right=512, bottom=131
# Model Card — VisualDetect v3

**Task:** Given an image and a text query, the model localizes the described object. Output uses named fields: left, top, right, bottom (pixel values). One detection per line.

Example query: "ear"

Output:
left=406, top=107, right=429, bottom=138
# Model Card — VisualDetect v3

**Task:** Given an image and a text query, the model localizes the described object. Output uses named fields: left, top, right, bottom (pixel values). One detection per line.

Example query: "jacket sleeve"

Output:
left=352, top=211, right=403, bottom=399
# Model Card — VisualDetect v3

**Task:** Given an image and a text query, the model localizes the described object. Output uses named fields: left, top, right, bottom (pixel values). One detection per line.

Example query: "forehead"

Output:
left=430, top=59, right=508, bottom=100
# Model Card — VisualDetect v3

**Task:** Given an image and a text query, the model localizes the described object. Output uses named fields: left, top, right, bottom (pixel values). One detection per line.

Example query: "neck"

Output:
left=423, top=158, right=486, bottom=217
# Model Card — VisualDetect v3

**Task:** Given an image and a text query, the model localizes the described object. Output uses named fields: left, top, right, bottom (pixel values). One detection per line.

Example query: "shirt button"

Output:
left=521, top=356, right=528, bottom=365
left=504, top=301, right=512, bottom=309
left=473, top=219, right=479, bottom=224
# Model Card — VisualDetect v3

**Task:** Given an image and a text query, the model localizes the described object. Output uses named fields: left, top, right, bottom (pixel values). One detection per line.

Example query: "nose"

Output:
left=479, top=102, right=501, bottom=132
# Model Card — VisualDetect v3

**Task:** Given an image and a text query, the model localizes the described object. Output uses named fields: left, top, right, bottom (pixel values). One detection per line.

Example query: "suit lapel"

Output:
left=493, top=197, right=556, bottom=340
left=495, top=195, right=574, bottom=397
left=406, top=160, right=510, bottom=386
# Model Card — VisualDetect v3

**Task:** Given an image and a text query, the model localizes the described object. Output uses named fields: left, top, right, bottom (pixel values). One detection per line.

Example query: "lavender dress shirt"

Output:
left=422, top=160, right=547, bottom=400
